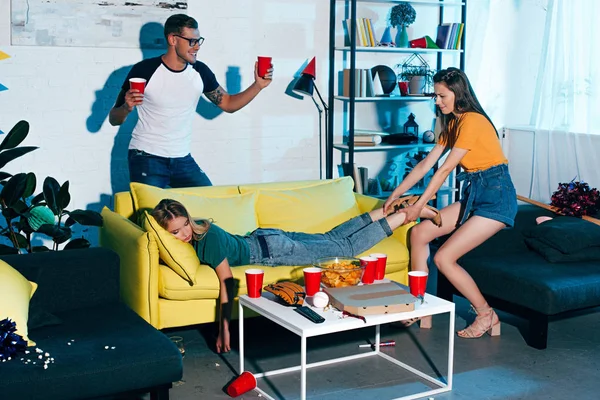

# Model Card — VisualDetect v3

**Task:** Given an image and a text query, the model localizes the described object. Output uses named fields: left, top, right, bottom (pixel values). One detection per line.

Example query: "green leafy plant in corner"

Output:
left=0, top=120, right=103, bottom=255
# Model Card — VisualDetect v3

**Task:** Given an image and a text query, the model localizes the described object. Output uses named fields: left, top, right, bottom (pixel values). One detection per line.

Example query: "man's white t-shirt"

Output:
left=118, top=57, right=220, bottom=158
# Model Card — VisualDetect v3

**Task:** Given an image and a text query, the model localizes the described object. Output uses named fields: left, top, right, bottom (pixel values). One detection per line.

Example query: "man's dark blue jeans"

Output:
left=128, top=149, right=212, bottom=188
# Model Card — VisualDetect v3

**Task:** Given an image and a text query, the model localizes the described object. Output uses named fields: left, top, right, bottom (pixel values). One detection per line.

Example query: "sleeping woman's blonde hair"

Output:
left=151, top=199, right=212, bottom=241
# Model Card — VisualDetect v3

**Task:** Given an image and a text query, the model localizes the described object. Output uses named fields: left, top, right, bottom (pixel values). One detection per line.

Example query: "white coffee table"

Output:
left=238, top=286, right=455, bottom=400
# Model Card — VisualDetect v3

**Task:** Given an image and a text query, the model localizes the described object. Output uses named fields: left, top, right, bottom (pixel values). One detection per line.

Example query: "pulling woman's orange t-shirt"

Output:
left=438, top=112, right=507, bottom=172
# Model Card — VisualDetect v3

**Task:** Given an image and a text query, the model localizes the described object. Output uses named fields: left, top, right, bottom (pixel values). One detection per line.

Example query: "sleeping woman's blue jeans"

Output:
left=245, top=213, right=393, bottom=266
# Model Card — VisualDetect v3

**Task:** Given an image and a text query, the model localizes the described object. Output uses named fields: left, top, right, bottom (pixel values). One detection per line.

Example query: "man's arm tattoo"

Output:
left=206, top=86, right=226, bottom=106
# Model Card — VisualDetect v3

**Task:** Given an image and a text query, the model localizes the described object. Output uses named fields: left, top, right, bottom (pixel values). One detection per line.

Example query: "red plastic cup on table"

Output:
left=226, top=371, right=257, bottom=397
left=359, top=256, right=377, bottom=284
left=129, top=78, right=146, bottom=94
left=257, top=56, right=272, bottom=78
left=303, top=267, right=322, bottom=296
left=408, top=271, right=428, bottom=299
left=369, top=253, right=387, bottom=280
left=245, top=269, right=264, bottom=298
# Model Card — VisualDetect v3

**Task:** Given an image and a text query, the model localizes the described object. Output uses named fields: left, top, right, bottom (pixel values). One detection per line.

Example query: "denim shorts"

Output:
left=458, top=164, right=517, bottom=227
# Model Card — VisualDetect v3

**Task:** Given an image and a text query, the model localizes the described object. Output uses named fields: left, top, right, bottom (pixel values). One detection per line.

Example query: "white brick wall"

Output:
left=0, top=0, right=330, bottom=246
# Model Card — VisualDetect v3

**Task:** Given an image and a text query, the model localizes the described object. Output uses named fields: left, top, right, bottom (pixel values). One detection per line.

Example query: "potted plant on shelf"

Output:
left=396, top=53, right=435, bottom=95
left=388, top=2, right=416, bottom=48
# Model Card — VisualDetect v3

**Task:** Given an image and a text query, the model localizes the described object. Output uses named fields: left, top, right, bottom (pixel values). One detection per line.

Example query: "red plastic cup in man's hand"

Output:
left=257, top=56, right=272, bottom=78
left=303, top=267, right=322, bottom=296
left=369, top=253, right=387, bottom=280
left=226, top=371, right=257, bottom=397
left=129, top=78, right=146, bottom=94
left=360, top=256, right=377, bottom=284
left=245, top=269, right=264, bottom=298
left=408, top=271, right=428, bottom=298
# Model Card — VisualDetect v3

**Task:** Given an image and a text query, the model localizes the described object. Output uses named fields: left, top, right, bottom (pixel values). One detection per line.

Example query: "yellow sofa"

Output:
left=100, top=177, right=412, bottom=330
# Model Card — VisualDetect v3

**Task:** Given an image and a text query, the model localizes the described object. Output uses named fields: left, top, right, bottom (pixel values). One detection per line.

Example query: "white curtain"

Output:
left=531, top=0, right=600, bottom=134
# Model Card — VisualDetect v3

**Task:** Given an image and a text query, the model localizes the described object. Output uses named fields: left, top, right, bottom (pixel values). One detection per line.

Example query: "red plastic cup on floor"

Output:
left=245, top=269, right=264, bottom=298
left=303, top=267, right=322, bottom=296
left=257, top=56, right=272, bottom=77
left=369, top=253, right=387, bottom=280
left=226, top=371, right=257, bottom=397
left=129, top=77, right=146, bottom=94
left=408, top=271, right=428, bottom=298
left=360, top=256, right=377, bottom=284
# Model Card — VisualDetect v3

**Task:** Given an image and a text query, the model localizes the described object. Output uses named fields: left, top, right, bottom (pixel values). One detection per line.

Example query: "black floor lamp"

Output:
left=292, top=57, right=329, bottom=180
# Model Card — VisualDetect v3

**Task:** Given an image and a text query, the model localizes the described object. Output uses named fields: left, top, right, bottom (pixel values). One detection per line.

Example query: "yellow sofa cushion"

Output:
left=158, top=263, right=305, bottom=300
left=252, top=177, right=361, bottom=233
left=130, top=182, right=259, bottom=235
left=0, top=260, right=38, bottom=346
left=143, top=212, right=201, bottom=285
left=239, top=179, right=335, bottom=193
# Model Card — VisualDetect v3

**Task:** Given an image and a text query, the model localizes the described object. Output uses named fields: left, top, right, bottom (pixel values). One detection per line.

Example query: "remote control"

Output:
left=294, top=306, right=325, bottom=324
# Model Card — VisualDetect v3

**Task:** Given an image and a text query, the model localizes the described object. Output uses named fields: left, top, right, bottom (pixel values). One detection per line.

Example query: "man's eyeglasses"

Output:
left=174, top=35, right=204, bottom=47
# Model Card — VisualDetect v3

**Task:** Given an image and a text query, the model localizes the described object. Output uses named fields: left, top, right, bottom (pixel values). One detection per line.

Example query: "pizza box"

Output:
left=323, top=281, right=416, bottom=316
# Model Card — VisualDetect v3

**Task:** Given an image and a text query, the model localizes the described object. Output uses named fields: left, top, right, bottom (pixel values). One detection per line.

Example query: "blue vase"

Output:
left=396, top=25, right=409, bottom=48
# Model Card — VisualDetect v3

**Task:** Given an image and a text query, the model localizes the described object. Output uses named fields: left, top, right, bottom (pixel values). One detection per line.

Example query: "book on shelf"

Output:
left=346, top=129, right=388, bottom=146
left=436, top=23, right=464, bottom=49
left=343, top=18, right=377, bottom=47
left=342, top=68, right=376, bottom=97
left=365, top=19, right=376, bottom=47
left=354, top=135, right=382, bottom=145
left=338, top=163, right=364, bottom=194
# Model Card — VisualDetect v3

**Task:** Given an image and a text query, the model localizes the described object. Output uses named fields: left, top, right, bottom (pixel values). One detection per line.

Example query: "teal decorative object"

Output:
left=28, top=206, right=55, bottom=231
left=380, top=26, right=393, bottom=46
left=396, top=26, right=409, bottom=48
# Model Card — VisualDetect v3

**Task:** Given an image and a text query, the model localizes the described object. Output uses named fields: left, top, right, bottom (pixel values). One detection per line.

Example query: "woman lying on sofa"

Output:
left=151, top=198, right=440, bottom=353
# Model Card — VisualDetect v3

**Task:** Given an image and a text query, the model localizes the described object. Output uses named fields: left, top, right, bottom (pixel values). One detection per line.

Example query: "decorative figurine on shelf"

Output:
left=381, top=113, right=419, bottom=145
left=404, top=151, right=432, bottom=188
left=423, top=129, right=435, bottom=143
left=378, top=26, right=394, bottom=47
left=409, top=36, right=440, bottom=49
left=388, top=2, right=416, bottom=48
left=404, top=113, right=419, bottom=137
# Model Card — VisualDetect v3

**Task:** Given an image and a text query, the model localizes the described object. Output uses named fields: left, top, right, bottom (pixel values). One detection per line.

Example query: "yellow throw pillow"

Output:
left=143, top=211, right=201, bottom=285
left=255, top=176, right=361, bottom=233
left=130, top=182, right=259, bottom=234
left=0, top=260, right=38, bottom=346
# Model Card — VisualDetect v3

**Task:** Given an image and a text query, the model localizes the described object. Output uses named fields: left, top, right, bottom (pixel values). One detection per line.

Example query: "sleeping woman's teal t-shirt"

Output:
left=193, top=223, right=250, bottom=268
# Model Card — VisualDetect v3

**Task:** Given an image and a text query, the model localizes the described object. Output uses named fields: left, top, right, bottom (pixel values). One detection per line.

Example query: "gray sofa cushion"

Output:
left=523, top=216, right=600, bottom=252
left=458, top=205, right=600, bottom=315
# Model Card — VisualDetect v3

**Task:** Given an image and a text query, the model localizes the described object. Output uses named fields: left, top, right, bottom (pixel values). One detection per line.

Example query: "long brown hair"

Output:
left=151, top=199, right=211, bottom=241
left=433, top=67, right=498, bottom=148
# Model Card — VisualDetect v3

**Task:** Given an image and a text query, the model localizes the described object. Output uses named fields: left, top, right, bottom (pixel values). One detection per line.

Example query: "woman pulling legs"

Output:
left=383, top=67, right=517, bottom=338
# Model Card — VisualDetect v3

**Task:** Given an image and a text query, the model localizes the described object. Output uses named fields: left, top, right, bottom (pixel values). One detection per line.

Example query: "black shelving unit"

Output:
left=327, top=0, right=467, bottom=202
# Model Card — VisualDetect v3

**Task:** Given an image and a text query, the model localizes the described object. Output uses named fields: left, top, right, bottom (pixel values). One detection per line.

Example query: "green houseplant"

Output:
left=399, top=65, right=434, bottom=95
left=0, top=120, right=103, bottom=254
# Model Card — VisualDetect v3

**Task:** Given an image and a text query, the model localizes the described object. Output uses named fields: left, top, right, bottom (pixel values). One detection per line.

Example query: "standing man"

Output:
left=109, top=14, right=273, bottom=188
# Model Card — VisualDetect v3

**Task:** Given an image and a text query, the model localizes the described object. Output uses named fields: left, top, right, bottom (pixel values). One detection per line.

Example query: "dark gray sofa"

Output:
left=437, top=204, right=600, bottom=349
left=0, top=248, right=183, bottom=399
